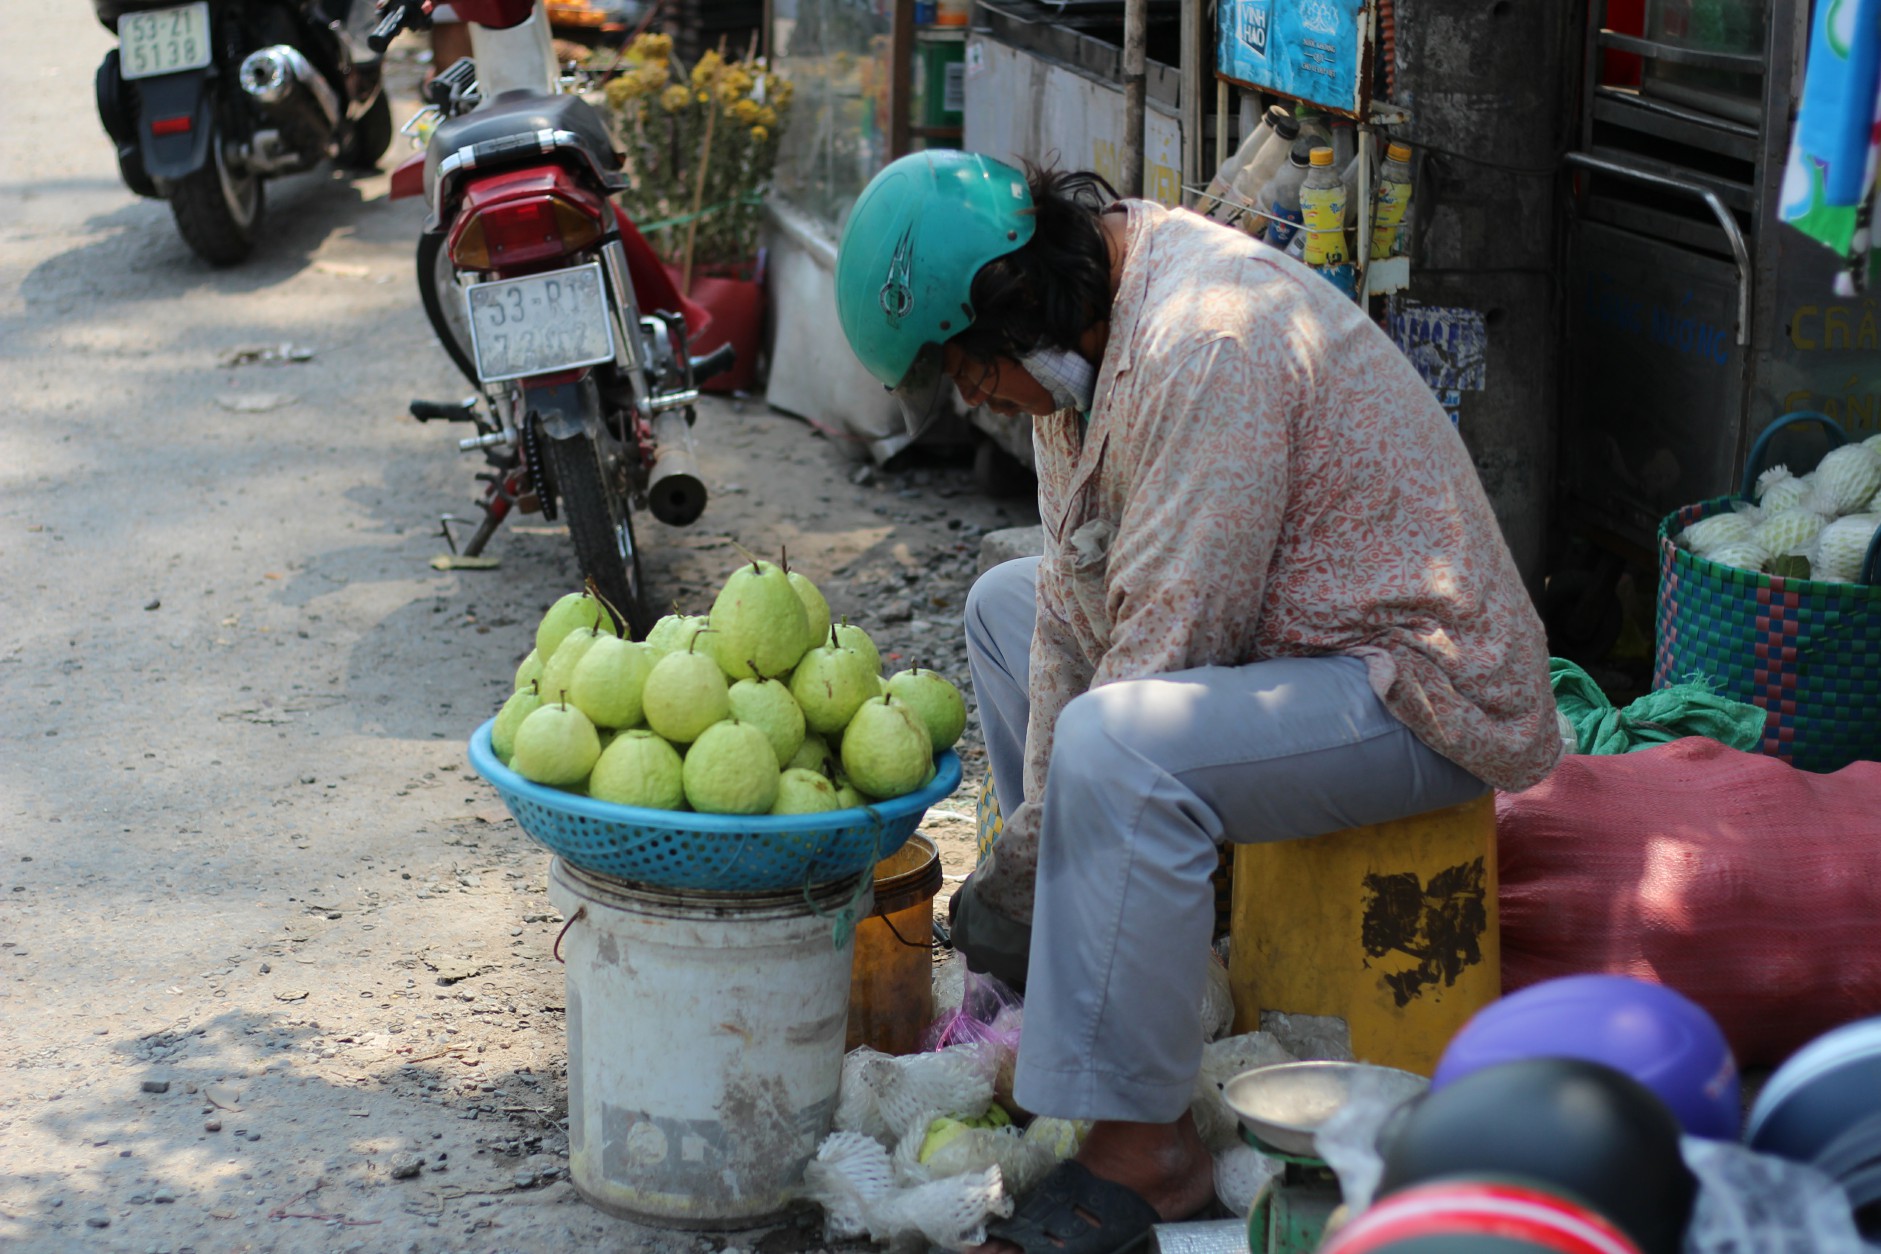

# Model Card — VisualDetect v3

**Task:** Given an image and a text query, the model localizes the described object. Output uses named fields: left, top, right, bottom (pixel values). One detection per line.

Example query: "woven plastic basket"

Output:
left=1654, top=412, right=1881, bottom=773
left=467, top=719, right=964, bottom=890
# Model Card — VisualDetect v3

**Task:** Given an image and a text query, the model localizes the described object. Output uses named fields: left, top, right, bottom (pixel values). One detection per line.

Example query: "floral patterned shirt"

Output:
left=975, top=200, right=1562, bottom=922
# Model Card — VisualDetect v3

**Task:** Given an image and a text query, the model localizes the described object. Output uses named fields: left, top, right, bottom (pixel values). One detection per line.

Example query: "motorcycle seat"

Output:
left=429, top=90, right=622, bottom=187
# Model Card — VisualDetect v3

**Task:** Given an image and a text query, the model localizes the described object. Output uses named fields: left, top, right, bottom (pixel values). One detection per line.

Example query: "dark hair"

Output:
left=950, top=163, right=1118, bottom=364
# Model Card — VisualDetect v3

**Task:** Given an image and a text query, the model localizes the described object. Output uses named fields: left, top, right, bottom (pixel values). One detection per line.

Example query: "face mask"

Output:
left=1018, top=345, right=1097, bottom=415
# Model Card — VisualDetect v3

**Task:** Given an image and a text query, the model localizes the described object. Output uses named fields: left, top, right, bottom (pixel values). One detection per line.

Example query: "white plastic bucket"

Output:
left=547, top=858, right=868, bottom=1227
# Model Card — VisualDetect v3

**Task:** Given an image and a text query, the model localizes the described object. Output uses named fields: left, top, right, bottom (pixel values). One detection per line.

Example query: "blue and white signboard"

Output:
left=1217, top=0, right=1370, bottom=117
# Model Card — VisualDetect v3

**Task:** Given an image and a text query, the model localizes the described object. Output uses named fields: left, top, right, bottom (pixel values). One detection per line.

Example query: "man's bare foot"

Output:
left=968, top=1112, right=1215, bottom=1253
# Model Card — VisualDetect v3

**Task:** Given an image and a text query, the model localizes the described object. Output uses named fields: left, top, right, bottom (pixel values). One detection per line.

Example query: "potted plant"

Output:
left=601, top=33, right=791, bottom=393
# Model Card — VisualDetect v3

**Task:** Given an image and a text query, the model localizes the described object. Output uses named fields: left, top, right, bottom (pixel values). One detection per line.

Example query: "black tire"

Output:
left=416, top=231, right=480, bottom=386
left=169, top=131, right=263, bottom=266
left=540, top=432, right=650, bottom=637
left=337, top=89, right=393, bottom=170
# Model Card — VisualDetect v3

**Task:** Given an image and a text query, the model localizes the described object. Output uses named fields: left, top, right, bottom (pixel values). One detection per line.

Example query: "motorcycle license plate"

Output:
left=118, top=2, right=212, bottom=80
left=464, top=263, right=616, bottom=383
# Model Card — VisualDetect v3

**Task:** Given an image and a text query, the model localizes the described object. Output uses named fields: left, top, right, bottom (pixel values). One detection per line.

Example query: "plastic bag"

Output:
left=1190, top=1031, right=1298, bottom=1152
left=801, top=1131, right=1013, bottom=1252
left=925, top=967, right=1025, bottom=1112
left=1201, top=951, right=1236, bottom=1043
left=1681, top=1136, right=1869, bottom=1254
left=1214, top=1141, right=1285, bottom=1217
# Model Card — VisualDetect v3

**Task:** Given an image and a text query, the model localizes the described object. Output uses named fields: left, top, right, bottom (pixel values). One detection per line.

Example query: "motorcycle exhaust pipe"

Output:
left=239, top=46, right=340, bottom=154
left=647, top=410, right=707, bottom=527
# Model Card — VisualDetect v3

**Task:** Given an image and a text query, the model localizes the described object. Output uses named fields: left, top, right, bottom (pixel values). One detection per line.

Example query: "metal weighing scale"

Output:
left=1221, top=1062, right=1429, bottom=1254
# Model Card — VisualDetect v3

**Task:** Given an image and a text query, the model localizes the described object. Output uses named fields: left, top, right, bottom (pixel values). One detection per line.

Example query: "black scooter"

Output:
left=93, top=0, right=394, bottom=264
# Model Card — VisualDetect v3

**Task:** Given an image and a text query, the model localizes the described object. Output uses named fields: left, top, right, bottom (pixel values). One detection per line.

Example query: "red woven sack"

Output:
left=1498, top=738, right=1881, bottom=1068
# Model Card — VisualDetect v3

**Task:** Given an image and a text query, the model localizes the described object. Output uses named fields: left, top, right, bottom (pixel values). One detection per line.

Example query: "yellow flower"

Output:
left=604, top=76, right=636, bottom=108
left=730, top=98, right=762, bottom=125
left=750, top=125, right=769, bottom=143
left=719, top=67, right=754, bottom=99
left=660, top=84, right=691, bottom=113
left=627, top=31, right=672, bottom=62
left=690, top=49, right=723, bottom=89
left=756, top=105, right=777, bottom=128
left=696, top=90, right=709, bottom=103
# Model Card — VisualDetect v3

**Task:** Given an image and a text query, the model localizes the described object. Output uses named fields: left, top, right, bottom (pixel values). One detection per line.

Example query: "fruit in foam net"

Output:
left=641, top=640, right=731, bottom=745
left=772, top=767, right=842, bottom=815
left=708, top=556, right=811, bottom=681
left=588, top=729, right=685, bottom=809
left=841, top=695, right=933, bottom=799
left=836, top=619, right=883, bottom=676
left=535, top=590, right=614, bottom=660
left=682, top=720, right=781, bottom=814
left=918, top=1117, right=974, bottom=1164
left=790, top=629, right=878, bottom=735
left=727, top=675, right=805, bottom=768
left=491, top=684, right=542, bottom=764
left=888, top=668, right=967, bottom=751
left=1816, top=445, right=1881, bottom=515
left=510, top=699, right=601, bottom=787
left=570, top=636, right=655, bottom=730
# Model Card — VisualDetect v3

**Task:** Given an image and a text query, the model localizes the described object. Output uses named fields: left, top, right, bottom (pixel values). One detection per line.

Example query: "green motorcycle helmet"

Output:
left=835, top=150, right=1037, bottom=436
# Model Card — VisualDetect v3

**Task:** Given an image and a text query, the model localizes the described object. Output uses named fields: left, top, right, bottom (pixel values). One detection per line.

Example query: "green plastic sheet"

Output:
left=1551, top=658, right=1767, bottom=756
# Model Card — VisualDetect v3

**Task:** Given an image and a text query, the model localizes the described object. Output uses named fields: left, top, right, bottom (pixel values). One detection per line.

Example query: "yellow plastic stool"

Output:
left=1228, top=793, right=1499, bottom=1076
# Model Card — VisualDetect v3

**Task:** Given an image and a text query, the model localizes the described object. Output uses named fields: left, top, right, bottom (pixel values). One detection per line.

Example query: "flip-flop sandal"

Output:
left=983, top=1160, right=1161, bottom=1254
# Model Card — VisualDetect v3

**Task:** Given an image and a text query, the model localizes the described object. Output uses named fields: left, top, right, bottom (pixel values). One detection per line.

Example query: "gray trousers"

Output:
left=964, top=557, right=1485, bottom=1123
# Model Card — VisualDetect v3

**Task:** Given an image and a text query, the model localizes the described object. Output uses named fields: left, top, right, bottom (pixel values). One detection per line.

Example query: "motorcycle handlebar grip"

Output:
left=688, top=343, right=737, bottom=385
left=368, top=4, right=410, bottom=52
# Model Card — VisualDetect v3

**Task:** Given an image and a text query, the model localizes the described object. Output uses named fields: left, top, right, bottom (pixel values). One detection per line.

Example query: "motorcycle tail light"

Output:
left=448, top=169, right=607, bottom=271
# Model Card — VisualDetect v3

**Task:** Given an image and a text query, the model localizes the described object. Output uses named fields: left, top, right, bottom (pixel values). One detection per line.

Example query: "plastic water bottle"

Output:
left=1259, top=142, right=1313, bottom=251
left=1369, top=142, right=1415, bottom=260
left=1231, top=112, right=1301, bottom=235
left=1300, top=147, right=1348, bottom=266
left=1205, top=107, right=1284, bottom=222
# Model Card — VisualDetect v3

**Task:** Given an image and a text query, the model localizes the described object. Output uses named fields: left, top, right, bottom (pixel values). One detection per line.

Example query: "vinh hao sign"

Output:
left=1217, top=0, right=1374, bottom=118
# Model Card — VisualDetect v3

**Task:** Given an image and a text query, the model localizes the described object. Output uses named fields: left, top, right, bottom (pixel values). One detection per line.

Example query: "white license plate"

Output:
left=464, top=263, right=616, bottom=383
left=119, top=3, right=212, bottom=80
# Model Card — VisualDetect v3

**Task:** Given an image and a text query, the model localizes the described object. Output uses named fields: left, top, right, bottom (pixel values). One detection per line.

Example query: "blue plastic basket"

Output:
left=467, top=719, right=964, bottom=890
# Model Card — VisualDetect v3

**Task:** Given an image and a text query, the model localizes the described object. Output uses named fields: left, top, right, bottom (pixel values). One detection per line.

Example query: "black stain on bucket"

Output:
left=1360, top=858, right=1487, bottom=1007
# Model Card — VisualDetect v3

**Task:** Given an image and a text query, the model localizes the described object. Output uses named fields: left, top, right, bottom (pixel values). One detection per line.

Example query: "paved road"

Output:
left=0, top=6, right=1016, bottom=1250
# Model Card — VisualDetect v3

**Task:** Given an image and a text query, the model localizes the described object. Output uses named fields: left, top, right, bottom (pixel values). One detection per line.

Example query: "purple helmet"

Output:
left=1433, top=975, right=1739, bottom=1139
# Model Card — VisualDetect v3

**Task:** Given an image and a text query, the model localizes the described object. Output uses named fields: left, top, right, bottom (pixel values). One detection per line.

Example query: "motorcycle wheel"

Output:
left=337, top=90, right=393, bottom=170
left=540, top=432, right=650, bottom=637
left=416, top=232, right=480, bottom=387
left=169, top=128, right=263, bottom=266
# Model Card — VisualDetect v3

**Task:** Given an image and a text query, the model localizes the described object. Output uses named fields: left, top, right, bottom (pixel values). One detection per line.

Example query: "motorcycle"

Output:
left=378, top=0, right=729, bottom=636
left=92, top=0, right=396, bottom=265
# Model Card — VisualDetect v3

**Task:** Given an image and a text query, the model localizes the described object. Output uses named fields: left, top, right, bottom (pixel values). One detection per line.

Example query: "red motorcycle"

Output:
left=375, top=0, right=726, bottom=635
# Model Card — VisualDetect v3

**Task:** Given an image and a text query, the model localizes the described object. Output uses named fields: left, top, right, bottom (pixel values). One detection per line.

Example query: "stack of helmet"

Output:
left=1321, top=975, right=1739, bottom=1254
left=1745, top=1015, right=1881, bottom=1240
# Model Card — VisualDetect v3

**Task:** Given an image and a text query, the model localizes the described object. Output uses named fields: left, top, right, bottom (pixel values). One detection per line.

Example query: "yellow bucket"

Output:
left=847, top=834, right=942, bottom=1056
left=1228, top=793, right=1499, bottom=1076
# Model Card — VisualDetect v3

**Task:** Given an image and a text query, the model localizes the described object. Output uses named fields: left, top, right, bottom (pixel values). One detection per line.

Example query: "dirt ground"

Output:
left=0, top=9, right=1036, bottom=1251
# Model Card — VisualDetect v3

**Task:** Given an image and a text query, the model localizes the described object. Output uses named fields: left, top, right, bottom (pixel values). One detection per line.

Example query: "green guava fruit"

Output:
left=841, top=696, right=932, bottom=799
left=708, top=558, right=811, bottom=680
left=588, top=729, right=685, bottom=810
left=641, top=646, right=731, bottom=745
left=788, top=570, right=832, bottom=657
left=645, top=612, right=710, bottom=658
left=918, top=1117, right=974, bottom=1164
left=570, top=637, right=655, bottom=729
left=539, top=626, right=605, bottom=704
left=887, top=669, right=968, bottom=751
left=514, top=649, right=543, bottom=693
left=832, top=775, right=865, bottom=809
left=491, top=685, right=542, bottom=764
left=789, top=634, right=877, bottom=735
left=727, top=676, right=806, bottom=768
left=509, top=700, right=601, bottom=788
left=681, top=720, right=781, bottom=814
left=835, top=620, right=882, bottom=676
left=535, top=591, right=614, bottom=660
left=771, top=767, right=842, bottom=815
left=786, top=731, right=834, bottom=774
